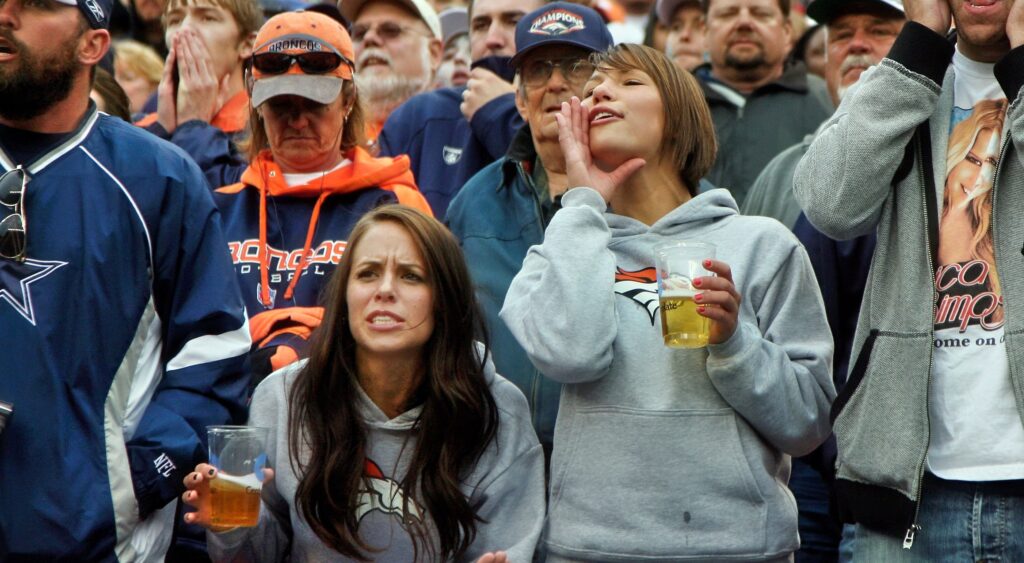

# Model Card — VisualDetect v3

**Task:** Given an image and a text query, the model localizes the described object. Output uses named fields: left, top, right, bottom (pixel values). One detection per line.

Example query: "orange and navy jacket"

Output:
left=214, top=146, right=431, bottom=373
left=135, top=91, right=251, bottom=189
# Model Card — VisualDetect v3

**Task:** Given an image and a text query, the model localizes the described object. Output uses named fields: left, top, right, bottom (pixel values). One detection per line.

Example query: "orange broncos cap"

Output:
left=250, top=10, right=355, bottom=107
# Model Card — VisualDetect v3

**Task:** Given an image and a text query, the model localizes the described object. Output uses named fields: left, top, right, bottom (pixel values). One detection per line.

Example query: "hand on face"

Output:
left=1007, top=0, right=1024, bottom=47
left=460, top=67, right=515, bottom=120
left=173, top=30, right=225, bottom=125
left=903, top=0, right=951, bottom=35
left=693, top=259, right=741, bottom=345
left=554, top=96, right=646, bottom=203
left=156, top=45, right=178, bottom=132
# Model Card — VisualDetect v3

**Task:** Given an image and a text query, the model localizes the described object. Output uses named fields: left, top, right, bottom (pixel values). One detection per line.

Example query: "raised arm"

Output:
left=793, top=22, right=953, bottom=239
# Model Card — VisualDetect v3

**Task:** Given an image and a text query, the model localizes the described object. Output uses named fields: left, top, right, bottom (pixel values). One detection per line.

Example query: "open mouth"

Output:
left=0, top=38, right=17, bottom=58
left=589, top=107, right=623, bottom=124
left=359, top=55, right=390, bottom=69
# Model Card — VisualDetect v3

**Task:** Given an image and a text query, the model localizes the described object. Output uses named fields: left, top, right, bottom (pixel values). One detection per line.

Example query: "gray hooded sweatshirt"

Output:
left=206, top=355, right=545, bottom=562
left=500, top=187, right=835, bottom=561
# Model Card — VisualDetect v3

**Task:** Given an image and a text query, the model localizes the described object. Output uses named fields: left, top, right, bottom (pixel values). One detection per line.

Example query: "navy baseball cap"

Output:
left=54, top=0, right=112, bottom=28
left=510, top=2, right=613, bottom=68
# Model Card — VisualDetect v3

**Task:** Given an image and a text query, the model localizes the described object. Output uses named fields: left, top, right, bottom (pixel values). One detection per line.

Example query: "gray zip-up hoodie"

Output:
left=792, top=23, right=1024, bottom=539
left=206, top=355, right=545, bottom=562
left=500, top=186, right=835, bottom=561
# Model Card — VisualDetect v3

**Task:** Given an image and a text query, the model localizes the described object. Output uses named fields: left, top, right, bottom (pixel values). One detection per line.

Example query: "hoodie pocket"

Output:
left=547, top=406, right=769, bottom=558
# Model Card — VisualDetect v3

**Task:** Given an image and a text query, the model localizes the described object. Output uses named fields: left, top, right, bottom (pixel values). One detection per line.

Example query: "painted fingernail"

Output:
left=694, top=293, right=703, bottom=302
left=704, top=259, right=712, bottom=267
left=208, top=469, right=216, bottom=476
left=698, top=306, right=706, bottom=313
left=694, top=278, right=702, bottom=287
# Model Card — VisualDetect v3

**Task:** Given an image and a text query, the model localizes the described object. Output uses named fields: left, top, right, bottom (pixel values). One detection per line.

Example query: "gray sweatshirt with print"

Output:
left=206, top=356, right=546, bottom=562
left=500, top=187, right=835, bottom=561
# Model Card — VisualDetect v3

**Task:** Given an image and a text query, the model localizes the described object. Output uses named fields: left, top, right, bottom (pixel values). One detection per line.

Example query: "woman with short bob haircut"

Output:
left=184, top=205, right=545, bottom=562
left=501, top=44, right=835, bottom=561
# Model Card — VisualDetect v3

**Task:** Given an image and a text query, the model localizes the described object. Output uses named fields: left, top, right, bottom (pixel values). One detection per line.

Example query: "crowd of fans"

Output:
left=4, top=0, right=1024, bottom=558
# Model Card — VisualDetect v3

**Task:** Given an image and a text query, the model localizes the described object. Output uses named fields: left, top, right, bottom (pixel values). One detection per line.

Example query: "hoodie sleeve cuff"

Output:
left=995, top=45, right=1024, bottom=103
left=560, top=187, right=608, bottom=211
left=707, top=321, right=755, bottom=363
left=886, top=21, right=954, bottom=85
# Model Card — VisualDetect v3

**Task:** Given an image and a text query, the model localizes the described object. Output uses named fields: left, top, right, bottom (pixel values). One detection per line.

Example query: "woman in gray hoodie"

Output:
left=181, top=205, right=545, bottom=562
left=501, top=44, right=835, bottom=562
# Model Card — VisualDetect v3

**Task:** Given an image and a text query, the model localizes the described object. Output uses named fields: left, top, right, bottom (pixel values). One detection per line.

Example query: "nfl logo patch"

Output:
left=443, top=146, right=463, bottom=165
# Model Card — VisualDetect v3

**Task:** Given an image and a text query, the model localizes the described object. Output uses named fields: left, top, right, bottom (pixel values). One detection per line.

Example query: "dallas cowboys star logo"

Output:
left=0, top=258, right=67, bottom=325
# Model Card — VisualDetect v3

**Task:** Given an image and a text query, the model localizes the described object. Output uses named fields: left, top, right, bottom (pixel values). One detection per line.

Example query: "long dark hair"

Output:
left=287, top=205, right=499, bottom=560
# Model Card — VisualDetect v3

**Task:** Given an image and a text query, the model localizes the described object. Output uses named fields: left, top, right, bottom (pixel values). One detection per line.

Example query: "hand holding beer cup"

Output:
left=691, top=258, right=741, bottom=345
left=182, top=426, right=272, bottom=529
left=655, top=242, right=740, bottom=348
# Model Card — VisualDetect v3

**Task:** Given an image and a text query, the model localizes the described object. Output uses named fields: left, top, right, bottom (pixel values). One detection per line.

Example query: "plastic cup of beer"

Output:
left=207, top=425, right=268, bottom=528
left=654, top=241, right=716, bottom=349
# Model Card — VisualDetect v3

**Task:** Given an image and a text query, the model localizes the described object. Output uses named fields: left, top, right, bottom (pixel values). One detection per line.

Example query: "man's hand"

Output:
left=156, top=43, right=178, bottom=133
left=460, top=68, right=515, bottom=121
left=174, top=30, right=224, bottom=126
left=903, top=0, right=951, bottom=36
left=1008, top=0, right=1024, bottom=48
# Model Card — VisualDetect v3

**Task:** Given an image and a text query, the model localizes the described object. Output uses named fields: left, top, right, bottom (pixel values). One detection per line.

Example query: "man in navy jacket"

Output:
left=377, top=0, right=543, bottom=215
left=0, top=0, right=250, bottom=559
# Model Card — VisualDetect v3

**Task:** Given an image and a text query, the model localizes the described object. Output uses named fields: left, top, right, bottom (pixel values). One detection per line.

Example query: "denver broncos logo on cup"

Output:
left=354, top=459, right=425, bottom=526
left=614, top=266, right=659, bottom=325
left=529, top=9, right=585, bottom=36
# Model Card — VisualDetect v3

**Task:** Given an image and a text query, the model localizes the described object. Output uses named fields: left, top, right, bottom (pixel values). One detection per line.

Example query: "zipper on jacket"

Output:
left=906, top=130, right=937, bottom=550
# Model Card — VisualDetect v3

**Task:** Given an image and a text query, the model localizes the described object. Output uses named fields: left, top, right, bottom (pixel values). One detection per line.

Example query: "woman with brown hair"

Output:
left=501, top=44, right=833, bottom=561
left=182, top=205, right=544, bottom=561
left=213, top=10, right=432, bottom=379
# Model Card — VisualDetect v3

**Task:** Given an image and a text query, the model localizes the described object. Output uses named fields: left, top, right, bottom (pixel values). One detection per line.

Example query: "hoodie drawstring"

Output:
left=283, top=191, right=328, bottom=301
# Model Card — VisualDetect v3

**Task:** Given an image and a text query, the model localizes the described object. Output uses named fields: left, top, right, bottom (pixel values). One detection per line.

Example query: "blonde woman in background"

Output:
left=113, top=40, right=164, bottom=116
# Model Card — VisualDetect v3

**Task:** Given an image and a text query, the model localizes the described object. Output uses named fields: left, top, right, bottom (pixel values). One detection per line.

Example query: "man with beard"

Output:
left=794, top=0, right=1024, bottom=556
left=446, top=2, right=613, bottom=464
left=0, top=0, right=251, bottom=559
left=694, top=0, right=832, bottom=205
left=739, top=0, right=904, bottom=559
left=377, top=0, right=541, bottom=214
left=339, top=0, right=443, bottom=140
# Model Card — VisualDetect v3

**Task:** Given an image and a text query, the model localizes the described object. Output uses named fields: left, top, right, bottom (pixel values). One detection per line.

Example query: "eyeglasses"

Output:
left=0, top=166, right=27, bottom=262
left=351, top=21, right=429, bottom=43
left=521, top=58, right=596, bottom=87
left=252, top=51, right=354, bottom=75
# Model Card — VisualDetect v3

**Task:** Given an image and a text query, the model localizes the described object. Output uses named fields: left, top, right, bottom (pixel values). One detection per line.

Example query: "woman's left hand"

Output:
left=693, top=259, right=742, bottom=345
left=475, top=551, right=508, bottom=563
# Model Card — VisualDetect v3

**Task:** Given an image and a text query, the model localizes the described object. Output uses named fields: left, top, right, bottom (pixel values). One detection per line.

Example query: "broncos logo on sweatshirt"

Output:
left=614, top=266, right=659, bottom=325
left=354, top=458, right=425, bottom=527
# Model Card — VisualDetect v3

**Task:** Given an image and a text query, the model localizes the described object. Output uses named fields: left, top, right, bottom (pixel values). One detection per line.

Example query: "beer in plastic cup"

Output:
left=654, top=241, right=716, bottom=348
left=207, top=426, right=268, bottom=527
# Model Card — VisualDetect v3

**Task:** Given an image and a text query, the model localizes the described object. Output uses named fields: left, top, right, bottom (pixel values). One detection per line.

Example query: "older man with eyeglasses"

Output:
left=339, top=0, right=443, bottom=138
left=446, top=2, right=614, bottom=467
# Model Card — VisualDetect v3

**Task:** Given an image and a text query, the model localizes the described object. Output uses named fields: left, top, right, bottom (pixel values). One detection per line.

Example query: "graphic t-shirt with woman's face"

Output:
left=928, top=47, right=1024, bottom=481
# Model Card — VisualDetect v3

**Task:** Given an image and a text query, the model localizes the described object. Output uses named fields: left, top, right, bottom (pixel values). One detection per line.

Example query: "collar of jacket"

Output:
left=218, top=146, right=414, bottom=197
left=499, top=124, right=539, bottom=188
left=695, top=60, right=812, bottom=102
